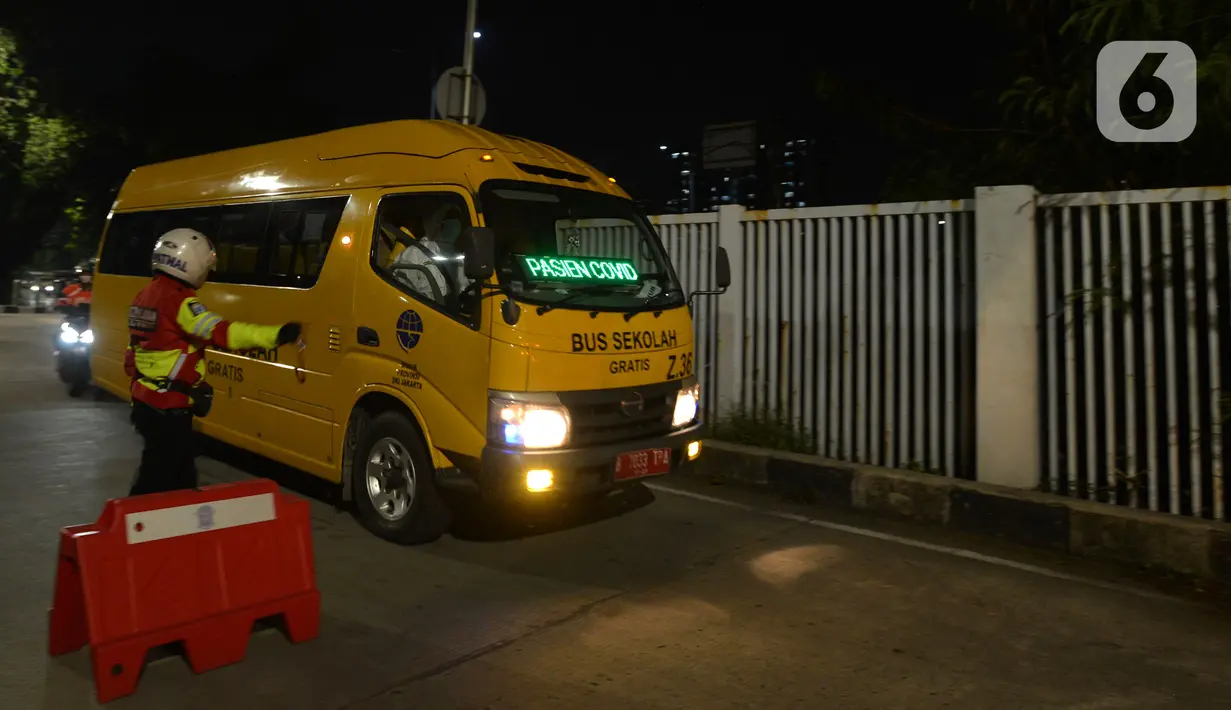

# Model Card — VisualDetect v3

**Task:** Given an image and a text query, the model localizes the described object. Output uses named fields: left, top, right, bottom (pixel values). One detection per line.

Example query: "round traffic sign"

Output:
left=434, top=67, right=487, bottom=125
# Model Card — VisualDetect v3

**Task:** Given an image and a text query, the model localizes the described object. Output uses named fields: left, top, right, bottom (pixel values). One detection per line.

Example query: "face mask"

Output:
left=440, top=220, right=461, bottom=243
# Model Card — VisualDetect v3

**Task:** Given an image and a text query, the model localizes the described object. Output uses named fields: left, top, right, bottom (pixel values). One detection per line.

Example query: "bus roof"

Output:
left=114, top=119, right=629, bottom=211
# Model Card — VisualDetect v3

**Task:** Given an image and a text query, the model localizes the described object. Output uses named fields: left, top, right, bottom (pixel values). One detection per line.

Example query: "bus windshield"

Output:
left=479, top=180, right=684, bottom=312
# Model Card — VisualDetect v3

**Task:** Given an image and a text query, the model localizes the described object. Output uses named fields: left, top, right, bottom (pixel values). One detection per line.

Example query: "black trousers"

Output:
left=128, top=399, right=198, bottom=496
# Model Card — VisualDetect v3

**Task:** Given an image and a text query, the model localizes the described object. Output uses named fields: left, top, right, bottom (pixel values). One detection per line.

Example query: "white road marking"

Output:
left=646, top=483, right=1192, bottom=604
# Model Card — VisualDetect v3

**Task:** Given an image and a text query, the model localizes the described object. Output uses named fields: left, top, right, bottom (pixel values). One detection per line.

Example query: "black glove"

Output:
left=276, top=322, right=302, bottom=346
left=190, top=380, right=215, bottom=418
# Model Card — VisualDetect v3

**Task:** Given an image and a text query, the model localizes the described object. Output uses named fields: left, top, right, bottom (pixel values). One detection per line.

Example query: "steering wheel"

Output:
left=409, top=240, right=459, bottom=297
left=391, top=263, right=445, bottom=304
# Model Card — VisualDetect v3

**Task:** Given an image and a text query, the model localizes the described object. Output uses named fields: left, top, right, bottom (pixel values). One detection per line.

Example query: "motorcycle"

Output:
left=54, top=304, right=93, bottom=397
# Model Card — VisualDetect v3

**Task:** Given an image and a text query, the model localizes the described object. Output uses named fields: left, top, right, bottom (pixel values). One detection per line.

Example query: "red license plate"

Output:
left=614, top=447, right=672, bottom=480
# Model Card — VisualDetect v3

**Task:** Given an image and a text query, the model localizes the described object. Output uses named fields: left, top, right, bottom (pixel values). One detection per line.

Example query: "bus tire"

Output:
left=351, top=411, right=451, bottom=544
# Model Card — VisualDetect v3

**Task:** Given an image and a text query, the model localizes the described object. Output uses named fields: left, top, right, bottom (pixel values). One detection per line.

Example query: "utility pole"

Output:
left=461, top=0, right=478, bottom=125
left=428, top=52, right=436, bottom=119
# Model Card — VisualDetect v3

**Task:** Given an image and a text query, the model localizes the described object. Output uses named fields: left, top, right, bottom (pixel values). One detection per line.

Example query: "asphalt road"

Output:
left=2, top=313, right=1230, bottom=710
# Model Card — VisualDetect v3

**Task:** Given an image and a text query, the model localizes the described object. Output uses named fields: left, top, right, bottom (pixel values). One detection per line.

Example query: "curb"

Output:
left=689, top=440, right=1231, bottom=585
left=1, top=305, right=53, bottom=314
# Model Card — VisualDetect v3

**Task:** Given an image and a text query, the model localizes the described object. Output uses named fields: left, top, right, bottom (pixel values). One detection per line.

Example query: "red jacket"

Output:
left=60, top=282, right=92, bottom=307
left=125, top=274, right=282, bottom=410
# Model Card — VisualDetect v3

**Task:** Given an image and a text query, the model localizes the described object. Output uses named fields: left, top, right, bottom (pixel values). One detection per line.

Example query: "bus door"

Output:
left=362, top=186, right=491, bottom=466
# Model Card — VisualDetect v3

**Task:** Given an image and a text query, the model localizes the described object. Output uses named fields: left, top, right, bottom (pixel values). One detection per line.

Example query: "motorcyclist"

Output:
left=124, top=228, right=302, bottom=496
left=58, top=260, right=94, bottom=309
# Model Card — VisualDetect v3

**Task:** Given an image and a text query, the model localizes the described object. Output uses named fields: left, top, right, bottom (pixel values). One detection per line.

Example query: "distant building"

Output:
left=654, top=123, right=818, bottom=214
left=654, top=148, right=699, bottom=214
left=767, top=136, right=817, bottom=209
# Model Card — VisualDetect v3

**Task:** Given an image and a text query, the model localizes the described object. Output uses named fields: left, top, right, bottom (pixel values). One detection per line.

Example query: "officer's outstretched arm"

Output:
left=176, top=298, right=283, bottom=351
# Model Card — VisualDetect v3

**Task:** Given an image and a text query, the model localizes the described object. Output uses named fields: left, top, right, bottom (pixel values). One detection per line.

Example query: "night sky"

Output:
left=1, top=0, right=1005, bottom=206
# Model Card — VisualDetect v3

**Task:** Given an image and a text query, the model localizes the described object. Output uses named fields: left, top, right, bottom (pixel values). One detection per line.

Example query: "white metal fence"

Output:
left=647, top=185, right=1231, bottom=522
left=653, top=203, right=979, bottom=480
left=1038, top=187, right=1231, bottom=521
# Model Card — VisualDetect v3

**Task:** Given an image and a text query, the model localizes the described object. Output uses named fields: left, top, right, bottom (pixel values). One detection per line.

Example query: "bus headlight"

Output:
left=672, top=382, right=700, bottom=427
left=491, top=400, right=570, bottom=449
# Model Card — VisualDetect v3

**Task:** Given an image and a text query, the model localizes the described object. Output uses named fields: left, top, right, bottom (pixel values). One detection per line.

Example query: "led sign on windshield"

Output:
left=518, top=255, right=640, bottom=283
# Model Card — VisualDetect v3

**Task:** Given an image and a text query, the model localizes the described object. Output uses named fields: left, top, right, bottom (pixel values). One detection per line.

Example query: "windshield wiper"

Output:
left=623, top=288, right=684, bottom=322
left=535, top=285, right=620, bottom=315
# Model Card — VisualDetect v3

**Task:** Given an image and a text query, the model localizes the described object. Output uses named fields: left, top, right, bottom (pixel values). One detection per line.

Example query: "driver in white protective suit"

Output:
left=388, top=202, right=471, bottom=304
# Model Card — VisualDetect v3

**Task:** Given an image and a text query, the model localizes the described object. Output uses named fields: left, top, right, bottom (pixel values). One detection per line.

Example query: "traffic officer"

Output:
left=124, top=228, right=302, bottom=496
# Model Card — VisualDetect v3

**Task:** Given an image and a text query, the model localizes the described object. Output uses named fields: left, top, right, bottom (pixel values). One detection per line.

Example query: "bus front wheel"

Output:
left=352, top=411, right=452, bottom=544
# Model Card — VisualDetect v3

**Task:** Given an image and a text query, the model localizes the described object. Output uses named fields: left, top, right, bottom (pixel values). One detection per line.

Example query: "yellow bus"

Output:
left=91, top=119, right=730, bottom=543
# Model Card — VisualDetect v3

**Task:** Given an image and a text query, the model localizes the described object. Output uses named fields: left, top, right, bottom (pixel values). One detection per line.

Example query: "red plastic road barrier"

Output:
left=47, top=479, right=320, bottom=704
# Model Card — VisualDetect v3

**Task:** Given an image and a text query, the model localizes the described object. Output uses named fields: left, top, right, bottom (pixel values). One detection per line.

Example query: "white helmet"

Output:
left=152, top=228, right=216, bottom=288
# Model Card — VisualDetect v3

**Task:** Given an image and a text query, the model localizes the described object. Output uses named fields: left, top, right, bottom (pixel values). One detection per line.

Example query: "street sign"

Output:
left=434, top=67, right=487, bottom=125
left=702, top=121, right=757, bottom=170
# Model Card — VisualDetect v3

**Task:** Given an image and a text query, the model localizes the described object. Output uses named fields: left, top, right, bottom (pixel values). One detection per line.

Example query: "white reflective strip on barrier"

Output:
left=124, top=493, right=276, bottom=544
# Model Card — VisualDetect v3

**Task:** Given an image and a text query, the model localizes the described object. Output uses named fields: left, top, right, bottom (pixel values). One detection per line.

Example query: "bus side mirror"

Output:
left=715, top=246, right=731, bottom=290
left=687, top=246, right=732, bottom=309
left=459, top=226, right=496, bottom=280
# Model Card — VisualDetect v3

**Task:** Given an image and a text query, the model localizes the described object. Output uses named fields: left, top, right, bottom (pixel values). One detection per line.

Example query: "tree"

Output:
left=0, top=27, right=83, bottom=302
left=817, top=0, right=1231, bottom=200
left=30, top=193, right=111, bottom=270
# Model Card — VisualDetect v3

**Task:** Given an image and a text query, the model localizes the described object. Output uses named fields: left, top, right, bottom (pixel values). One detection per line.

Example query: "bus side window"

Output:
left=370, top=192, right=473, bottom=317
left=211, top=204, right=269, bottom=283
left=100, top=211, right=173, bottom=277
left=265, top=196, right=347, bottom=289
left=98, top=214, right=136, bottom=276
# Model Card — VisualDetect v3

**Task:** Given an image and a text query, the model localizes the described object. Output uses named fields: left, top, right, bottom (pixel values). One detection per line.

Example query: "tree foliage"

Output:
left=30, top=194, right=104, bottom=270
left=820, top=0, right=1231, bottom=201
left=0, top=27, right=83, bottom=298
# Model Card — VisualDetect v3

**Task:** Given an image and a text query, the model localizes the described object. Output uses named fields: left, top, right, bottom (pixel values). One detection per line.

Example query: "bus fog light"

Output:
left=526, top=469, right=554, bottom=492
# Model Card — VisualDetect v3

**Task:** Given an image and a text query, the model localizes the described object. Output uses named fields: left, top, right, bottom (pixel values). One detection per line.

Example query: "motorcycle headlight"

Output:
left=489, top=396, right=570, bottom=449
left=80, top=329, right=94, bottom=344
left=672, top=380, right=700, bottom=427
left=59, top=325, right=79, bottom=344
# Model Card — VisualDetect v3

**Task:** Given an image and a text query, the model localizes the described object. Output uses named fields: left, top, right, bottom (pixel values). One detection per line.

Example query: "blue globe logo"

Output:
left=396, top=310, right=423, bottom=351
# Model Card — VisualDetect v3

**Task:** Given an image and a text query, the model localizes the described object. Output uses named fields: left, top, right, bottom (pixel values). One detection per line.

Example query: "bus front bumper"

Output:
left=469, top=422, right=705, bottom=498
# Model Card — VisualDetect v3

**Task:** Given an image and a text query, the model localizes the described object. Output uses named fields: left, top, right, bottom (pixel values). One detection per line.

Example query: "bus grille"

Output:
left=558, top=381, right=681, bottom=447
